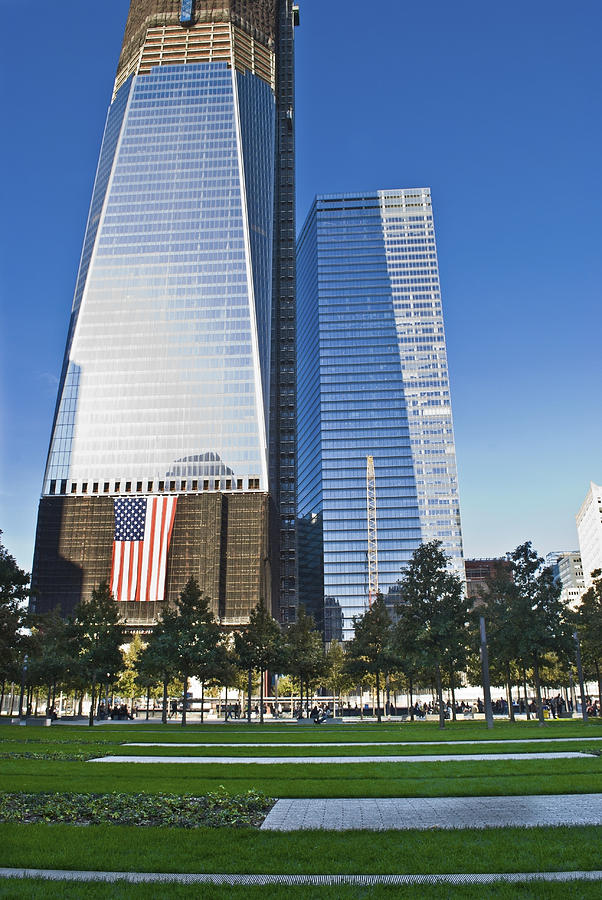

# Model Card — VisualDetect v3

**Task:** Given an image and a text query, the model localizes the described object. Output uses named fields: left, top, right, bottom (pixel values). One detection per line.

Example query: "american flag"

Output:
left=110, top=496, right=177, bottom=603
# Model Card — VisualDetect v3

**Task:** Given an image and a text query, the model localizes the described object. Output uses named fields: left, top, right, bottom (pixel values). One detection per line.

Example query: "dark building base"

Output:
left=31, top=492, right=269, bottom=626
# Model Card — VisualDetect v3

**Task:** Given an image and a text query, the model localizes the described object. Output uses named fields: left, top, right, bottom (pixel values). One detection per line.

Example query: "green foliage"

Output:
left=234, top=599, right=286, bottom=722
left=72, top=582, right=125, bottom=725
left=284, top=606, right=326, bottom=690
left=393, top=541, right=469, bottom=726
left=115, top=633, right=145, bottom=700
left=0, top=790, right=273, bottom=828
left=324, top=640, right=355, bottom=699
left=234, top=599, right=287, bottom=675
left=0, top=531, right=30, bottom=683
left=26, top=607, right=72, bottom=697
left=345, top=596, right=394, bottom=721
left=574, top=569, right=602, bottom=700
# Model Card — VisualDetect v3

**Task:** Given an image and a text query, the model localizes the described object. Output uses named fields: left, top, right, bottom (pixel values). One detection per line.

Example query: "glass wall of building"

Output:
left=297, top=190, right=464, bottom=639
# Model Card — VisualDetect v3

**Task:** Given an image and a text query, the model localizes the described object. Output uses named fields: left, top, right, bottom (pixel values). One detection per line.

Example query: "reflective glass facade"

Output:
left=297, top=190, right=464, bottom=640
left=45, top=62, right=273, bottom=492
left=33, top=1, right=298, bottom=622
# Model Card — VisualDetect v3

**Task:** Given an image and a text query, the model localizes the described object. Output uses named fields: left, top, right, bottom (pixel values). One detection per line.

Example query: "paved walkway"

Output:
left=1, top=868, right=600, bottom=885
left=260, top=793, right=602, bottom=831
left=125, top=737, right=602, bottom=748
left=90, top=751, right=591, bottom=764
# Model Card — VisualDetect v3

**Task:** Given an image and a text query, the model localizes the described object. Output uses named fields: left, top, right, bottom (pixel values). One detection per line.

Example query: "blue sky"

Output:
left=1, top=0, right=601, bottom=571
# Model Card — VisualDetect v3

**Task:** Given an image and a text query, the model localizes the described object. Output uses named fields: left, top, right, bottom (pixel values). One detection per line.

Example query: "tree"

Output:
left=324, top=640, right=354, bottom=716
left=391, top=587, right=431, bottom=721
left=169, top=577, right=221, bottom=726
left=345, top=596, right=394, bottom=723
left=574, top=569, right=602, bottom=708
left=137, top=608, right=180, bottom=723
left=116, top=633, right=145, bottom=709
left=72, top=582, right=124, bottom=726
left=0, top=533, right=29, bottom=710
left=474, top=561, right=522, bottom=721
left=27, top=608, right=72, bottom=714
left=234, top=599, right=287, bottom=723
left=508, top=543, right=573, bottom=725
left=284, top=606, right=326, bottom=716
left=395, top=541, right=468, bottom=729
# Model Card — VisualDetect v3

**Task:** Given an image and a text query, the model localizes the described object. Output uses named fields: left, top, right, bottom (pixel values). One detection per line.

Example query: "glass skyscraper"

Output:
left=297, top=189, right=464, bottom=640
left=32, top=0, right=298, bottom=626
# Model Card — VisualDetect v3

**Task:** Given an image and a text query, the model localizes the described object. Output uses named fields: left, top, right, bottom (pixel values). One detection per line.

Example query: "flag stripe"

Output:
left=155, top=499, right=169, bottom=604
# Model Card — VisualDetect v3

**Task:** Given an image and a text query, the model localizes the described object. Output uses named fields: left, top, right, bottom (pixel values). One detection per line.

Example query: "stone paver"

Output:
left=124, top=737, right=602, bottom=748
left=260, top=793, right=602, bottom=831
left=0, top=868, right=601, bottom=885
left=90, top=751, right=591, bottom=764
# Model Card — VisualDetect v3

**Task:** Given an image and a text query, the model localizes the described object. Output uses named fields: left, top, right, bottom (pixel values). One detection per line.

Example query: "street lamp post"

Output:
left=573, top=630, right=588, bottom=724
left=18, top=654, right=29, bottom=723
left=479, top=616, right=494, bottom=729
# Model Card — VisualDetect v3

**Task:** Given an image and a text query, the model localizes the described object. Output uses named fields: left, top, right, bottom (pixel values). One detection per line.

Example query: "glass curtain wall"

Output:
left=297, top=190, right=464, bottom=640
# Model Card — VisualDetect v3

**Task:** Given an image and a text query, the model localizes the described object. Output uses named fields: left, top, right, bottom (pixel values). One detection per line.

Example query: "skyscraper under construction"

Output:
left=32, top=1, right=298, bottom=627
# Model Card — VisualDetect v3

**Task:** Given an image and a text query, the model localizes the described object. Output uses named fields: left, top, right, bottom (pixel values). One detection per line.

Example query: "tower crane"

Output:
left=366, top=455, right=379, bottom=606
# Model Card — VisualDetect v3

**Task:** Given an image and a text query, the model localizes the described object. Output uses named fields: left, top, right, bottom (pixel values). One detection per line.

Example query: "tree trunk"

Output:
left=595, top=661, right=602, bottom=717
left=201, top=681, right=205, bottom=724
left=224, top=683, right=228, bottom=722
left=146, top=685, right=150, bottom=720
left=247, top=669, right=252, bottom=723
left=409, top=675, right=414, bottom=721
left=46, top=685, right=52, bottom=714
left=375, top=670, right=381, bottom=723
left=181, top=675, right=188, bottom=727
left=450, top=665, right=457, bottom=721
left=162, top=678, right=168, bottom=724
left=533, top=655, right=545, bottom=725
left=0, top=680, right=5, bottom=716
left=436, top=665, right=445, bottom=730
left=360, top=684, right=364, bottom=719
left=506, top=662, right=515, bottom=722
left=9, top=683, right=15, bottom=716
left=260, top=668, right=264, bottom=723
left=522, top=664, right=531, bottom=720
left=88, top=679, right=96, bottom=727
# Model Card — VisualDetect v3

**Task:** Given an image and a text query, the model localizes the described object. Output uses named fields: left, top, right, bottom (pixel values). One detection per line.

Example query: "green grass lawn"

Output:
left=2, top=880, right=601, bottom=900
left=1, top=720, right=600, bottom=798
left=1, top=822, right=600, bottom=875
left=0, top=756, right=599, bottom=798
left=1, top=718, right=600, bottom=894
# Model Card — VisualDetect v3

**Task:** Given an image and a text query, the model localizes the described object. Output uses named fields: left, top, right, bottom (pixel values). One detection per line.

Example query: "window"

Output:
left=147, top=481, right=153, bottom=492
left=103, top=482, right=110, bottom=493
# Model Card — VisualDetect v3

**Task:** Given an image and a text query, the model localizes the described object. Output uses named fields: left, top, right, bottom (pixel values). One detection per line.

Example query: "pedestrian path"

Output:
left=90, top=751, right=591, bottom=764
left=260, top=793, right=602, bottom=831
left=1, top=868, right=600, bottom=885
left=124, top=737, right=602, bottom=748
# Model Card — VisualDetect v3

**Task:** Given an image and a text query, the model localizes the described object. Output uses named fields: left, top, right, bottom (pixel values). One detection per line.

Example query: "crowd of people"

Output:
left=97, top=702, right=134, bottom=720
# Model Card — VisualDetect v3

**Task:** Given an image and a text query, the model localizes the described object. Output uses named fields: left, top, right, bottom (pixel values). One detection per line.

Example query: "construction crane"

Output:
left=366, top=455, right=379, bottom=606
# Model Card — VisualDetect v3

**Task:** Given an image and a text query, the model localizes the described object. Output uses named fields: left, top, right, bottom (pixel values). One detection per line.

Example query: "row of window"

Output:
left=47, top=477, right=261, bottom=496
